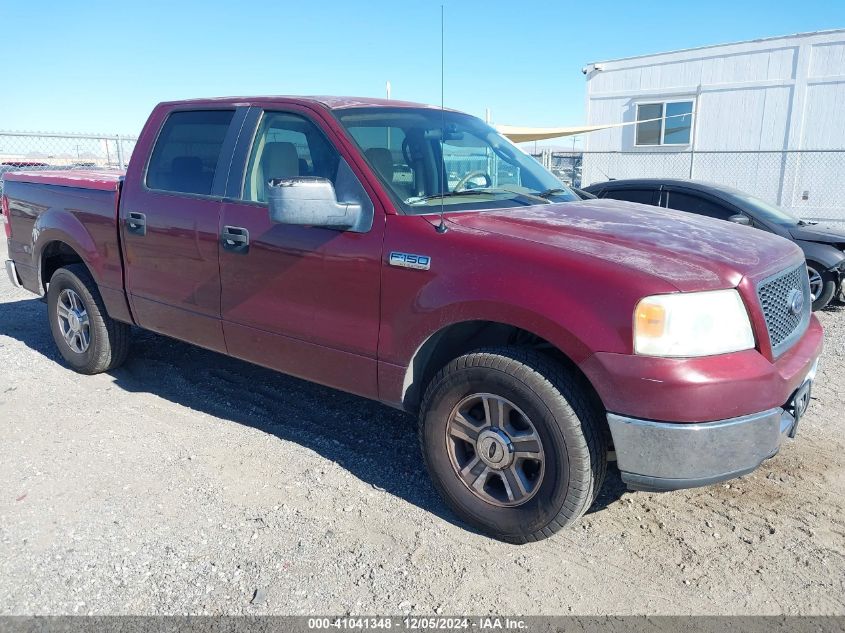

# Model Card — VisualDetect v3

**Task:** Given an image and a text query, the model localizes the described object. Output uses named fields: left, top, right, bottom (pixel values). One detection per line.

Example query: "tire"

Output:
left=418, top=347, right=607, bottom=543
left=807, top=261, right=837, bottom=311
left=47, top=264, right=130, bottom=374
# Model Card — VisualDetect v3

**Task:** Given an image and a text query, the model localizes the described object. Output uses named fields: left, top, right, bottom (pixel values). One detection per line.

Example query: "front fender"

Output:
left=795, top=240, right=845, bottom=272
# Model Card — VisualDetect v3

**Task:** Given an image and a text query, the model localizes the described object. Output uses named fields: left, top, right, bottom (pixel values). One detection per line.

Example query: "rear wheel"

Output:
left=807, top=261, right=836, bottom=311
left=418, top=347, right=607, bottom=543
left=47, top=264, right=130, bottom=374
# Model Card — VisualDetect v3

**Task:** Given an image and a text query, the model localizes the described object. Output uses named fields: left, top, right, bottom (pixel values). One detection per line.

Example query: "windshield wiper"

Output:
left=408, top=187, right=555, bottom=206
left=408, top=188, right=540, bottom=205
left=407, top=190, right=493, bottom=205
left=534, top=188, right=569, bottom=199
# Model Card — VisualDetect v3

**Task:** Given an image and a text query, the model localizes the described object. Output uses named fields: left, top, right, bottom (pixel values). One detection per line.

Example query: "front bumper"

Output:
left=608, top=361, right=817, bottom=492
left=581, top=316, right=823, bottom=423
left=4, top=259, right=22, bottom=288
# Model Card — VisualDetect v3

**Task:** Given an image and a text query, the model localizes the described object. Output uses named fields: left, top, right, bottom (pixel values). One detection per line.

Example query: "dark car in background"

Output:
left=584, top=179, right=845, bottom=310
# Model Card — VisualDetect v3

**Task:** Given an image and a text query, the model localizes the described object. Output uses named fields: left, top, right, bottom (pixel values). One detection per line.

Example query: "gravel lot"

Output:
left=1, top=272, right=843, bottom=616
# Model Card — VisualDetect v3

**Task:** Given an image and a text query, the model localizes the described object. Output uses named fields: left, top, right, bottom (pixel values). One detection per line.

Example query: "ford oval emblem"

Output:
left=788, top=288, right=805, bottom=316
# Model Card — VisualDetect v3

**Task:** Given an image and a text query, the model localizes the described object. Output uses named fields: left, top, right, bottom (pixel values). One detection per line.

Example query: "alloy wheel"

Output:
left=57, top=288, right=90, bottom=353
left=807, top=265, right=823, bottom=302
left=445, top=393, right=545, bottom=507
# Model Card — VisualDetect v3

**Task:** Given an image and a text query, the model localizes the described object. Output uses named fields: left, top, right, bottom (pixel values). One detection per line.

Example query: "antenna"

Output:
left=436, top=4, right=448, bottom=234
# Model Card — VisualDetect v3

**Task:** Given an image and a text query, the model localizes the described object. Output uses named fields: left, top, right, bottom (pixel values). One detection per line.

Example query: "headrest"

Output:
left=365, top=147, right=394, bottom=182
left=262, top=142, right=299, bottom=180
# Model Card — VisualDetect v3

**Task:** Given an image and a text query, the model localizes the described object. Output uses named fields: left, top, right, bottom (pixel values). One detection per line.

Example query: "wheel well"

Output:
left=40, top=241, right=84, bottom=290
left=403, top=320, right=607, bottom=425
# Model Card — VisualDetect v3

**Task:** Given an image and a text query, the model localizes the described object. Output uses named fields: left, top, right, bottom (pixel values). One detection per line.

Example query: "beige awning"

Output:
left=494, top=124, right=616, bottom=143
left=495, top=112, right=691, bottom=143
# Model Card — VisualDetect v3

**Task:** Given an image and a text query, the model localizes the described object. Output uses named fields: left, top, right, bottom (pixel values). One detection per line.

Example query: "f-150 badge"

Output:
left=389, top=252, right=431, bottom=270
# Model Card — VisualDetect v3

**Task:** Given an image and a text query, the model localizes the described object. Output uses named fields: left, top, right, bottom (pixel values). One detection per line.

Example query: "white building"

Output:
left=581, top=29, right=845, bottom=220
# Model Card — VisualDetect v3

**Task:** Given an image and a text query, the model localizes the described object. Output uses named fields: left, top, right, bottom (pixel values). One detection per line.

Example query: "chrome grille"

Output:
left=757, top=264, right=811, bottom=357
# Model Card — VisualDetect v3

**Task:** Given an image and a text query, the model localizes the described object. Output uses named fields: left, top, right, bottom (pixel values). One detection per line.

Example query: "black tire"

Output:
left=47, top=264, right=130, bottom=374
left=807, top=261, right=837, bottom=311
left=418, top=347, right=607, bottom=543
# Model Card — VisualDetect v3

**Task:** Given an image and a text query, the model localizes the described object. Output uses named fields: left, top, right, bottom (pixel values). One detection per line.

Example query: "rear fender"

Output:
left=32, top=208, right=102, bottom=293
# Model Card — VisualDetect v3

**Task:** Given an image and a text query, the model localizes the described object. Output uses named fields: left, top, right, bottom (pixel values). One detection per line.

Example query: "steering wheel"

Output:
left=453, top=170, right=492, bottom=192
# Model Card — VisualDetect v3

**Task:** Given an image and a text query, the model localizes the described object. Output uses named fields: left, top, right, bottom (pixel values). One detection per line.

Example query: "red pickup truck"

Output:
left=2, top=96, right=823, bottom=542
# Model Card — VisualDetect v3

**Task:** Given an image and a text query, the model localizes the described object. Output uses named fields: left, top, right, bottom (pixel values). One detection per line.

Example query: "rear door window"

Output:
left=601, top=188, right=657, bottom=205
left=664, top=190, right=735, bottom=220
left=146, top=110, right=235, bottom=196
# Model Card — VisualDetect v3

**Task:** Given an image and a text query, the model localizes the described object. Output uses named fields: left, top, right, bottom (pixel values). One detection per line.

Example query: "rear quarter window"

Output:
left=601, top=188, right=657, bottom=205
left=146, top=110, right=235, bottom=196
left=664, top=190, right=735, bottom=220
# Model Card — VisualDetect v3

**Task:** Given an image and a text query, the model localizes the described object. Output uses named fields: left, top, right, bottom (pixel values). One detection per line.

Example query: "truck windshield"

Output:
left=335, top=107, right=578, bottom=214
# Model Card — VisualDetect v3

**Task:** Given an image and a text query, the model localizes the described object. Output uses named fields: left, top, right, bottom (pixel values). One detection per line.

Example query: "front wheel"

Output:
left=47, top=264, right=131, bottom=374
left=418, top=347, right=607, bottom=543
left=807, top=261, right=837, bottom=311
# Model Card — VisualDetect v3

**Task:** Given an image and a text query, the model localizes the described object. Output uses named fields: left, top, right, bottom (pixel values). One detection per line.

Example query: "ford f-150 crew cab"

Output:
left=2, top=96, right=824, bottom=542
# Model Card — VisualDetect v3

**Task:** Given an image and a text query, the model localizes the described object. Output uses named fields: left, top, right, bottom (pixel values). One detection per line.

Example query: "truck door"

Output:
left=217, top=106, right=385, bottom=399
left=119, top=107, right=245, bottom=352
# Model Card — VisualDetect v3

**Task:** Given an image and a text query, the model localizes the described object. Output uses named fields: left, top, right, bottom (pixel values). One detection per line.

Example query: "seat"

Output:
left=298, top=158, right=311, bottom=176
left=258, top=141, right=300, bottom=201
left=365, top=147, right=394, bottom=184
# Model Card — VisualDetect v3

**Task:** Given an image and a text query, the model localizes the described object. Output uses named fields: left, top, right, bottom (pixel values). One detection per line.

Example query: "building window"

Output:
left=635, top=101, right=694, bottom=146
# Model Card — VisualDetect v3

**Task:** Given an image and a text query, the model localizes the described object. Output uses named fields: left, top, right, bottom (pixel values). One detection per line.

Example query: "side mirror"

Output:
left=268, top=177, right=362, bottom=230
left=728, top=214, right=751, bottom=226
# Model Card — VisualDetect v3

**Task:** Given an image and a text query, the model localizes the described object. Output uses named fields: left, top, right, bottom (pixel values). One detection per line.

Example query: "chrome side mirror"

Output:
left=728, top=214, right=751, bottom=226
left=268, top=177, right=362, bottom=230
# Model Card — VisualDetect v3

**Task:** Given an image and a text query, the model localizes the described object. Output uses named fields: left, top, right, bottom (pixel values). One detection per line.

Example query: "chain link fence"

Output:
left=2, top=132, right=843, bottom=222
left=0, top=131, right=137, bottom=194
left=531, top=149, right=845, bottom=223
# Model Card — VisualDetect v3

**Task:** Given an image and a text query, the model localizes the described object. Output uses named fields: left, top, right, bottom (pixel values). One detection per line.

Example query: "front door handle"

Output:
left=127, top=212, right=146, bottom=236
left=221, top=225, right=249, bottom=253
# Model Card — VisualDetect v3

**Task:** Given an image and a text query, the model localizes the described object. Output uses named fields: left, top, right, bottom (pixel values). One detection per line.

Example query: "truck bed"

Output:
left=3, top=168, right=132, bottom=323
left=4, top=168, right=125, bottom=191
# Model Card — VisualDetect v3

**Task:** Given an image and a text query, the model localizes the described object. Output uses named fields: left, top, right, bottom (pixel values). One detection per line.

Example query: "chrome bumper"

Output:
left=4, top=259, right=22, bottom=288
left=609, top=360, right=818, bottom=492
left=608, top=408, right=796, bottom=491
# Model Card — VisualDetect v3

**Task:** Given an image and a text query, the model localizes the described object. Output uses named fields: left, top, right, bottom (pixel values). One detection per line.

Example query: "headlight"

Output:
left=634, top=289, right=755, bottom=357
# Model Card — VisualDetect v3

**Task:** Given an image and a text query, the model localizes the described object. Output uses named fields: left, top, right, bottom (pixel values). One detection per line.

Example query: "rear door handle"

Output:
left=127, top=212, right=146, bottom=236
left=221, top=225, right=249, bottom=253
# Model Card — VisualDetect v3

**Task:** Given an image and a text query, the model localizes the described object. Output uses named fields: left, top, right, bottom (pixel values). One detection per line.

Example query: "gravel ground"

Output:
left=0, top=273, right=843, bottom=616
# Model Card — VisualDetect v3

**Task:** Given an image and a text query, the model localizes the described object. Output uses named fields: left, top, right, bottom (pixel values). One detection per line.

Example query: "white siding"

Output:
left=802, top=83, right=845, bottom=148
left=588, top=47, right=796, bottom=96
left=809, top=42, right=845, bottom=78
left=583, top=29, right=845, bottom=219
left=694, top=86, right=791, bottom=151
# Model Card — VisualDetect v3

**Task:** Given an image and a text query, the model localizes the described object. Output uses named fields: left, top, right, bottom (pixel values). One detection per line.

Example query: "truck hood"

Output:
left=788, top=222, right=845, bottom=244
left=445, top=199, right=802, bottom=292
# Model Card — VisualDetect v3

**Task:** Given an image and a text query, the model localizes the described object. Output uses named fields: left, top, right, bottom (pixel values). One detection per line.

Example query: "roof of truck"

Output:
left=0, top=97, right=451, bottom=192
left=157, top=95, right=449, bottom=111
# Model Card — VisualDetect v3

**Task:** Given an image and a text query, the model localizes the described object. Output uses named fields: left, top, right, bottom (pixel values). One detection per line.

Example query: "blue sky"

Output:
left=3, top=0, right=845, bottom=136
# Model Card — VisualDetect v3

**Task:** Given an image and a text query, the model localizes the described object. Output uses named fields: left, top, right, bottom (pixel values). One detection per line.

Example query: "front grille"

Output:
left=757, top=264, right=811, bottom=357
